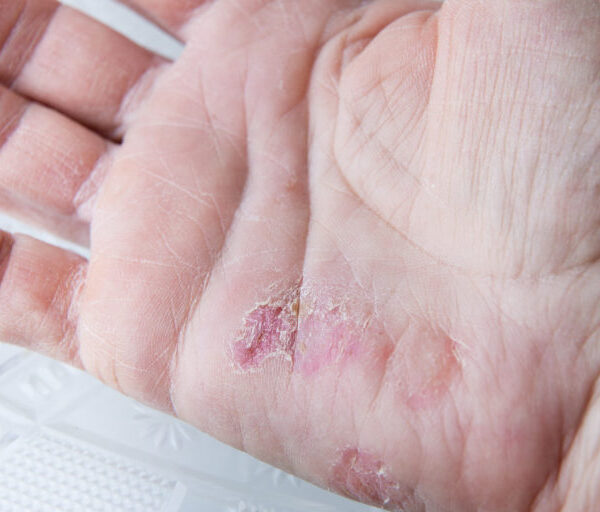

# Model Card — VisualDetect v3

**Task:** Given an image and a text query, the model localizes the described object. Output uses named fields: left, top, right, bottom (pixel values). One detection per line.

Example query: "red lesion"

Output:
left=231, top=292, right=300, bottom=371
left=294, top=304, right=363, bottom=376
left=330, top=448, right=415, bottom=511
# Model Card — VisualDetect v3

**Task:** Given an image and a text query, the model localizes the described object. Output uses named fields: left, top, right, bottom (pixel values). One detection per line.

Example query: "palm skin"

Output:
left=0, top=0, right=599, bottom=511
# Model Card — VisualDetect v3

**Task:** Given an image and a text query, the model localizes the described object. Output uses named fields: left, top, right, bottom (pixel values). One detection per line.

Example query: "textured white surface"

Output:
left=0, top=429, right=178, bottom=512
left=0, top=2, right=379, bottom=511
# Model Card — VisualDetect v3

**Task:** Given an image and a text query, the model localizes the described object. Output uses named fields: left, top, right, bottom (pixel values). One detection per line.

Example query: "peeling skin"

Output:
left=231, top=285, right=370, bottom=374
left=330, top=448, right=416, bottom=511
left=231, top=285, right=460, bottom=414
left=231, top=289, right=300, bottom=371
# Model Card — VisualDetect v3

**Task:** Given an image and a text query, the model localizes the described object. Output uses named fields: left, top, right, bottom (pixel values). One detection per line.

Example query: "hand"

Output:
left=0, top=0, right=598, bottom=510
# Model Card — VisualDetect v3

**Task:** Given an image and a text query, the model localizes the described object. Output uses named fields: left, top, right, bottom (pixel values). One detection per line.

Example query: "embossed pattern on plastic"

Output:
left=0, top=429, right=176, bottom=512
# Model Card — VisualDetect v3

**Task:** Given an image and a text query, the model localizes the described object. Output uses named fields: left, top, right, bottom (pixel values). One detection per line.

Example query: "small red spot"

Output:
left=330, top=448, right=414, bottom=511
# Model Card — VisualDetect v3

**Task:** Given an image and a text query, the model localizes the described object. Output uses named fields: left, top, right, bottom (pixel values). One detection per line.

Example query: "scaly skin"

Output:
left=0, top=1, right=598, bottom=510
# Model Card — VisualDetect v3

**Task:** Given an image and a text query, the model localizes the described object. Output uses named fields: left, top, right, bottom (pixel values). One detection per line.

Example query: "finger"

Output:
left=0, top=86, right=113, bottom=245
left=0, top=231, right=86, bottom=367
left=0, top=0, right=168, bottom=138
left=118, top=0, right=208, bottom=39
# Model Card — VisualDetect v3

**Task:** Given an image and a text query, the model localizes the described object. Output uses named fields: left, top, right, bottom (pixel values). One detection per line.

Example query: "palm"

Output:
left=0, top=0, right=598, bottom=511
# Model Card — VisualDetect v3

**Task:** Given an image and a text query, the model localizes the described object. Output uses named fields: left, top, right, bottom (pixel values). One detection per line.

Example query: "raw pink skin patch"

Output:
left=231, top=297, right=299, bottom=371
left=294, top=305, right=362, bottom=376
left=330, top=448, right=415, bottom=511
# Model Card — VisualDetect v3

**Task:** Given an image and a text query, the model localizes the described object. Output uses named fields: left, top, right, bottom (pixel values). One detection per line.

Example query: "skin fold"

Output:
left=0, top=0, right=598, bottom=510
